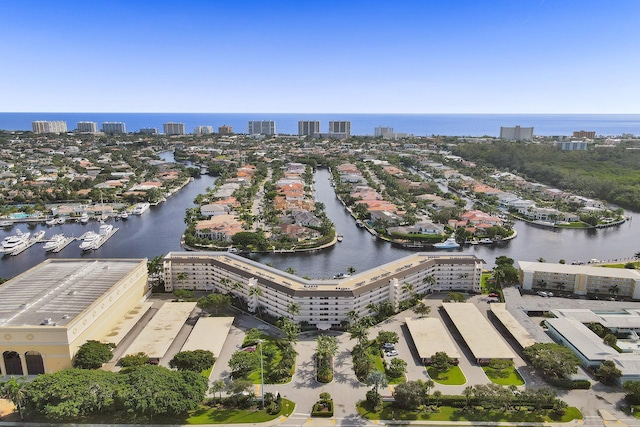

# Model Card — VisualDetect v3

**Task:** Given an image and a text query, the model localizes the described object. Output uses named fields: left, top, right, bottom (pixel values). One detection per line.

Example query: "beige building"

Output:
left=164, top=252, right=484, bottom=330
left=0, top=258, right=148, bottom=375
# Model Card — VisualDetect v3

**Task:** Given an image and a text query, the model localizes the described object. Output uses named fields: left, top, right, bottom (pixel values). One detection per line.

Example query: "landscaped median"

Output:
left=185, top=398, right=294, bottom=424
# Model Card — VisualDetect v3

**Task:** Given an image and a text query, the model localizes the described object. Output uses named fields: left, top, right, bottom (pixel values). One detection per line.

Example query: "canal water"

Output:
left=1, top=155, right=638, bottom=280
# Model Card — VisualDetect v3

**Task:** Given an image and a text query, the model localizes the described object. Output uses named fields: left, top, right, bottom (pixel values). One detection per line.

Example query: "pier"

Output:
left=49, top=237, right=76, bottom=253
left=93, top=227, right=119, bottom=250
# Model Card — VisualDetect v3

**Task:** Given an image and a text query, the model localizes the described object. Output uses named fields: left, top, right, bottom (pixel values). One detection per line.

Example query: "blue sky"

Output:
left=0, top=0, right=638, bottom=113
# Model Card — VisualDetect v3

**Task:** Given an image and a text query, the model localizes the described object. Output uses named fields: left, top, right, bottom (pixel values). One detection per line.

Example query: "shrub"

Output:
left=312, top=401, right=334, bottom=417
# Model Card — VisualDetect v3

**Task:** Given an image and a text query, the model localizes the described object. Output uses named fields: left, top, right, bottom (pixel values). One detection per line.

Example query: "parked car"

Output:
left=537, top=291, right=551, bottom=297
left=385, top=350, right=399, bottom=357
left=382, top=343, right=395, bottom=350
left=488, top=292, right=500, bottom=298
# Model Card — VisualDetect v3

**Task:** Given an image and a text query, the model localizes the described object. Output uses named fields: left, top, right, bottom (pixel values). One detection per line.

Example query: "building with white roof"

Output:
left=164, top=252, right=484, bottom=330
left=518, top=261, right=640, bottom=299
left=404, top=317, right=460, bottom=363
left=0, top=259, right=148, bottom=375
left=441, top=302, right=515, bottom=364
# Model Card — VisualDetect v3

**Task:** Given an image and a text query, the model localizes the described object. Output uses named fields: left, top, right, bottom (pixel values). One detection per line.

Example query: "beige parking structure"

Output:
left=181, top=316, right=233, bottom=358
left=442, top=302, right=515, bottom=364
left=405, top=317, right=460, bottom=363
left=123, top=302, right=196, bottom=363
left=489, top=303, right=537, bottom=350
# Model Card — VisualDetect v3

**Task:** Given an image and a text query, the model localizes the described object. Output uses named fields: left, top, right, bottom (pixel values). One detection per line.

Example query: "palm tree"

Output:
left=347, top=309, right=359, bottom=325
left=176, top=272, right=188, bottom=285
left=219, top=277, right=231, bottom=293
left=287, top=302, right=301, bottom=321
left=210, top=379, right=226, bottom=403
left=422, top=275, right=436, bottom=288
left=349, top=323, right=370, bottom=347
left=463, top=385, right=474, bottom=408
left=402, top=282, right=414, bottom=296
left=366, top=370, right=388, bottom=397
left=433, top=390, right=442, bottom=408
left=1, top=376, right=25, bottom=420
left=422, top=379, right=435, bottom=405
left=609, top=285, right=620, bottom=296
left=285, top=266, right=297, bottom=275
left=366, top=302, right=379, bottom=316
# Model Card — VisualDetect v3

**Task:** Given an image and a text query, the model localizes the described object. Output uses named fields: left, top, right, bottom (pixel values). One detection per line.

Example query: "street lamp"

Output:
left=258, top=339, right=264, bottom=408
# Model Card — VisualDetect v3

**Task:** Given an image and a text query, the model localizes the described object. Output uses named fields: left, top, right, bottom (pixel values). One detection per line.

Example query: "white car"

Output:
left=385, top=350, right=399, bottom=357
left=382, top=343, right=395, bottom=350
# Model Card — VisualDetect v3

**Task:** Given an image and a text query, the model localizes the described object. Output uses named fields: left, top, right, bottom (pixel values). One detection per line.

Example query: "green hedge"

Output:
left=548, top=378, right=591, bottom=389
left=312, top=401, right=334, bottom=417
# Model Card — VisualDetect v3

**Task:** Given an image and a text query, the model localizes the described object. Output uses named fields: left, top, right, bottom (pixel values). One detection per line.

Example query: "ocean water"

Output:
left=0, top=113, right=639, bottom=137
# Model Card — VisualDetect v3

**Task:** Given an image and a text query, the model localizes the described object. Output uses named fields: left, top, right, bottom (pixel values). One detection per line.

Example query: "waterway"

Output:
left=1, top=154, right=638, bottom=280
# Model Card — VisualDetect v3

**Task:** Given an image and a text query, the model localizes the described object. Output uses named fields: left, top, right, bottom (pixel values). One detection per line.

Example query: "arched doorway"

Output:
left=25, top=350, right=45, bottom=375
left=2, top=351, right=23, bottom=375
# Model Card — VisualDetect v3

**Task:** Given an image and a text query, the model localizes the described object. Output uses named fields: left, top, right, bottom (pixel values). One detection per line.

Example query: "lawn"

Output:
left=246, top=336, right=294, bottom=384
left=357, top=401, right=581, bottom=423
left=368, top=345, right=405, bottom=385
left=482, top=365, right=525, bottom=386
left=428, top=365, right=466, bottom=385
left=186, top=399, right=295, bottom=424
left=480, top=273, right=492, bottom=293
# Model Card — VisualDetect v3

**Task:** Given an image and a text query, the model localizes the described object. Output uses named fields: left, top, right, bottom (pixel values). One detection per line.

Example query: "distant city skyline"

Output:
left=0, top=1, right=638, bottom=114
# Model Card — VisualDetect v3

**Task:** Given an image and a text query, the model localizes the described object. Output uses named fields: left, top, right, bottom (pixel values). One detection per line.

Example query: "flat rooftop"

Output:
left=519, top=261, right=640, bottom=280
left=0, top=259, right=146, bottom=327
left=124, top=302, right=196, bottom=359
left=490, top=303, right=537, bottom=348
left=166, top=251, right=484, bottom=297
left=553, top=308, right=640, bottom=330
left=546, top=317, right=619, bottom=361
left=181, top=317, right=233, bottom=357
left=404, top=317, right=460, bottom=360
left=442, top=303, right=515, bottom=361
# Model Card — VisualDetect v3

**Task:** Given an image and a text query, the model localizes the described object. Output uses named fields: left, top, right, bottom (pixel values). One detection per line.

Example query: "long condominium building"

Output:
left=32, top=121, right=67, bottom=134
left=518, top=261, right=640, bottom=299
left=76, top=121, right=98, bottom=134
left=298, top=120, right=320, bottom=136
left=248, top=121, right=276, bottom=135
left=164, top=252, right=484, bottom=330
left=102, top=122, right=127, bottom=134
left=193, top=126, right=213, bottom=135
left=164, top=122, right=186, bottom=135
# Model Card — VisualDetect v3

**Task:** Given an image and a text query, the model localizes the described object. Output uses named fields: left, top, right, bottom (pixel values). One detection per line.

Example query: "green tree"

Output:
left=595, top=360, right=622, bottom=385
left=169, top=350, right=216, bottom=372
left=387, top=358, right=407, bottom=377
left=197, top=293, right=231, bottom=315
left=624, top=381, right=640, bottom=404
left=1, top=376, right=26, bottom=420
left=431, top=352, right=454, bottom=374
left=210, top=379, right=226, bottom=403
left=413, top=302, right=431, bottom=317
left=393, top=380, right=425, bottom=410
left=73, top=340, right=116, bottom=369
left=366, top=370, right=388, bottom=396
left=279, top=317, right=301, bottom=344
left=120, top=365, right=208, bottom=418
left=603, top=334, right=617, bottom=347
left=377, top=330, right=399, bottom=346
left=173, top=289, right=194, bottom=300
left=227, top=379, right=254, bottom=407
left=228, top=350, right=259, bottom=378
left=117, top=352, right=150, bottom=368
left=523, top=343, right=580, bottom=379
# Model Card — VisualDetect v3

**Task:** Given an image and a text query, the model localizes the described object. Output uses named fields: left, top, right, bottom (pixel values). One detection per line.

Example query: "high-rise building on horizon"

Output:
left=32, top=120, right=67, bottom=134
left=375, top=126, right=393, bottom=138
left=76, top=121, right=98, bottom=134
left=139, top=127, right=159, bottom=135
left=500, top=126, right=533, bottom=141
left=218, top=125, right=233, bottom=135
left=248, top=120, right=276, bottom=135
left=328, top=121, right=351, bottom=139
left=573, top=130, right=596, bottom=139
left=164, top=122, right=186, bottom=135
left=193, top=126, right=213, bottom=135
left=298, top=120, right=320, bottom=137
left=102, top=122, right=127, bottom=134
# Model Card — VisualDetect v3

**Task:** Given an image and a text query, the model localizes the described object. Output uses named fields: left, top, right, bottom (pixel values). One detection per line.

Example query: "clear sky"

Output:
left=0, top=0, right=638, bottom=114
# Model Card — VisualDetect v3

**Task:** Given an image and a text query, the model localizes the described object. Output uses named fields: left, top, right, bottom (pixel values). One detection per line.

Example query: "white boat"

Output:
left=132, top=202, right=150, bottom=215
left=32, top=230, right=46, bottom=241
left=433, top=237, right=461, bottom=249
left=1, top=229, right=30, bottom=255
left=479, top=238, right=494, bottom=244
left=99, top=224, right=113, bottom=235
left=356, top=220, right=364, bottom=228
left=79, top=213, right=89, bottom=224
left=79, top=232, right=100, bottom=251
left=333, top=273, right=351, bottom=279
left=43, top=234, right=66, bottom=252
left=0, top=220, right=13, bottom=228
left=337, top=234, right=343, bottom=242
left=45, top=218, right=57, bottom=226
left=55, top=217, right=65, bottom=225
left=119, top=211, right=129, bottom=220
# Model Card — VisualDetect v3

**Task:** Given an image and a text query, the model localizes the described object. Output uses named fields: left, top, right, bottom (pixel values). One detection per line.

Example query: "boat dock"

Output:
left=93, top=227, right=119, bottom=250
left=49, top=237, right=76, bottom=253
left=11, top=233, right=46, bottom=256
